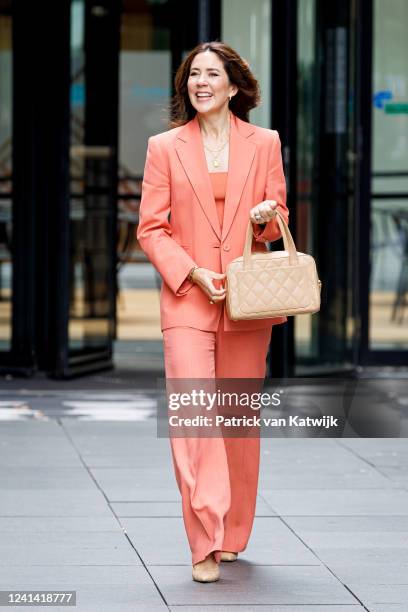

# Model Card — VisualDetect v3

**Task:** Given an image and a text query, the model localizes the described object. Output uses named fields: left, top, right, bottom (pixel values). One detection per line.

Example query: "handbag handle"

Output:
left=243, top=209, right=298, bottom=268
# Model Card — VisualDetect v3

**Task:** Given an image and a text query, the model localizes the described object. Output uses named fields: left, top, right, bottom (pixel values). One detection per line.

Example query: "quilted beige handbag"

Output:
left=226, top=210, right=322, bottom=321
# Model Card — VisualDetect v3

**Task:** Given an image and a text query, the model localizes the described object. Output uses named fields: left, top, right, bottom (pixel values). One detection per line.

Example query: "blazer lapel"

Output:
left=175, top=115, right=221, bottom=240
left=222, top=113, right=256, bottom=241
left=175, top=112, right=257, bottom=242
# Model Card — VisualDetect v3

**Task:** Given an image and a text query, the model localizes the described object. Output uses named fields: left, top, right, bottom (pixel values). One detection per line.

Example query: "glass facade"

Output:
left=0, top=0, right=406, bottom=377
left=370, top=0, right=408, bottom=351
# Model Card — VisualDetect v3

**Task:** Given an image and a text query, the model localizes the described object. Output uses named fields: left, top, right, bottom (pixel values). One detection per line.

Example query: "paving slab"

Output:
left=110, top=487, right=182, bottom=502
left=375, top=465, right=408, bottom=486
left=169, top=607, right=363, bottom=612
left=261, top=438, right=344, bottom=447
left=62, top=419, right=158, bottom=438
left=256, top=495, right=278, bottom=515
left=111, top=495, right=276, bottom=518
left=0, top=531, right=141, bottom=566
left=0, top=448, right=83, bottom=467
left=66, top=433, right=169, bottom=454
left=260, top=452, right=374, bottom=470
left=260, top=438, right=360, bottom=458
left=346, top=583, right=408, bottom=607
left=80, top=452, right=173, bottom=468
left=0, top=421, right=66, bottom=436
left=120, top=516, right=319, bottom=567
left=0, top=605, right=165, bottom=612
left=307, top=548, right=408, bottom=583
left=368, top=606, right=408, bottom=612
left=112, top=501, right=184, bottom=517
left=9, top=597, right=168, bottom=612
left=77, top=440, right=172, bottom=456
left=339, top=438, right=408, bottom=452
left=0, top=517, right=121, bottom=532
left=282, top=515, right=408, bottom=548
left=148, top=564, right=358, bottom=606
left=258, top=463, right=395, bottom=489
left=0, top=490, right=112, bottom=517
left=0, top=467, right=96, bottom=489
left=69, top=435, right=173, bottom=469
left=80, top=452, right=174, bottom=468
left=70, top=440, right=166, bottom=458
left=0, top=565, right=166, bottom=611
left=0, top=431, right=75, bottom=448
left=282, top=515, right=408, bottom=532
left=0, top=436, right=72, bottom=449
left=261, top=488, right=408, bottom=515
left=89, top=466, right=176, bottom=501
left=119, top=516, right=193, bottom=565
left=337, top=439, right=408, bottom=467
left=234, top=517, right=320, bottom=565
left=0, top=564, right=151, bottom=587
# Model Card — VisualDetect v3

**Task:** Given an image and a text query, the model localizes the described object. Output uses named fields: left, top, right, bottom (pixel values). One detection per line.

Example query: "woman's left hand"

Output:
left=250, top=200, right=278, bottom=224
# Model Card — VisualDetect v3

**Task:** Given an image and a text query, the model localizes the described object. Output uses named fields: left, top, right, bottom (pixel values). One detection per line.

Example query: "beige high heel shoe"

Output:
left=220, top=551, right=238, bottom=562
left=192, top=553, right=220, bottom=582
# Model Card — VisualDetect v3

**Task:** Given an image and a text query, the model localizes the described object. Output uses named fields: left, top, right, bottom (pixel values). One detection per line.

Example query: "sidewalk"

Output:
left=1, top=374, right=408, bottom=611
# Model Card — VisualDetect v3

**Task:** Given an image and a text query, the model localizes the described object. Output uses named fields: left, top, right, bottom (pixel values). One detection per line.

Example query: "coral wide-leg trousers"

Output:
left=162, top=313, right=272, bottom=566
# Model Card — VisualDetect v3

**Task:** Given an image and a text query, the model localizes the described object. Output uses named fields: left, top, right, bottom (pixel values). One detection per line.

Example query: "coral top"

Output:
left=209, top=172, right=228, bottom=230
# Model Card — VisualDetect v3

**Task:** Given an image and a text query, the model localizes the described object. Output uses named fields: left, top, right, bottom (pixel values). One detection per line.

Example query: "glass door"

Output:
left=365, top=0, right=408, bottom=362
left=64, top=0, right=119, bottom=375
left=294, top=0, right=358, bottom=374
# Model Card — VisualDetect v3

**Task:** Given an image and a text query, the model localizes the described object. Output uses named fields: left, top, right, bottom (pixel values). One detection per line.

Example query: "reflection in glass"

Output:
left=117, top=1, right=171, bottom=342
left=69, top=0, right=111, bottom=353
left=0, top=2, right=12, bottom=351
left=222, top=0, right=271, bottom=129
left=295, top=0, right=319, bottom=361
left=370, top=0, right=408, bottom=349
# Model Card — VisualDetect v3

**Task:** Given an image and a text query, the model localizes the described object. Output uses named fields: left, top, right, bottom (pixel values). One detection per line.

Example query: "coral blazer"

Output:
left=137, top=111, right=289, bottom=332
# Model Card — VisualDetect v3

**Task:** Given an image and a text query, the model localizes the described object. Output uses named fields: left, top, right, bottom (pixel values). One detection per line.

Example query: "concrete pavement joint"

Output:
left=274, top=514, right=371, bottom=611
left=56, top=417, right=171, bottom=609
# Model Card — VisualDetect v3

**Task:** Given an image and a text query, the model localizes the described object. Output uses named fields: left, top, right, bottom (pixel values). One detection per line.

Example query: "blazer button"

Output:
left=223, top=244, right=231, bottom=252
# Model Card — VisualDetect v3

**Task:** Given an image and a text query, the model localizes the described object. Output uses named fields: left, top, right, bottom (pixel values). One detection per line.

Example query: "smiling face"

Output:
left=187, top=50, right=237, bottom=117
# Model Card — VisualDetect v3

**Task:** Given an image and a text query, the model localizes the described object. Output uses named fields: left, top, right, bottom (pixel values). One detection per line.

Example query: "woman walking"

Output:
left=137, top=41, right=288, bottom=582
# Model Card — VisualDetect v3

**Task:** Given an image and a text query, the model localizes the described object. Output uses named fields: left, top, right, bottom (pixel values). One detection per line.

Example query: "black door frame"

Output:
left=2, top=0, right=37, bottom=376
left=268, top=0, right=297, bottom=377
left=354, top=0, right=373, bottom=366
left=2, top=1, right=69, bottom=377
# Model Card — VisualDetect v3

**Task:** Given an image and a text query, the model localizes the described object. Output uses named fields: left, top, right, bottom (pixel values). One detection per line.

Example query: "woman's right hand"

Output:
left=191, top=268, right=226, bottom=303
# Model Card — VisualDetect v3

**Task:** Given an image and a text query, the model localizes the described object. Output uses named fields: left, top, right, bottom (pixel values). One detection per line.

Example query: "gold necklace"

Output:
left=203, top=135, right=229, bottom=168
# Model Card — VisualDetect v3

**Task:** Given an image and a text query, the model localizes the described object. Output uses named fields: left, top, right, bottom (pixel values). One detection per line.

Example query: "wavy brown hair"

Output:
left=168, top=41, right=261, bottom=128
